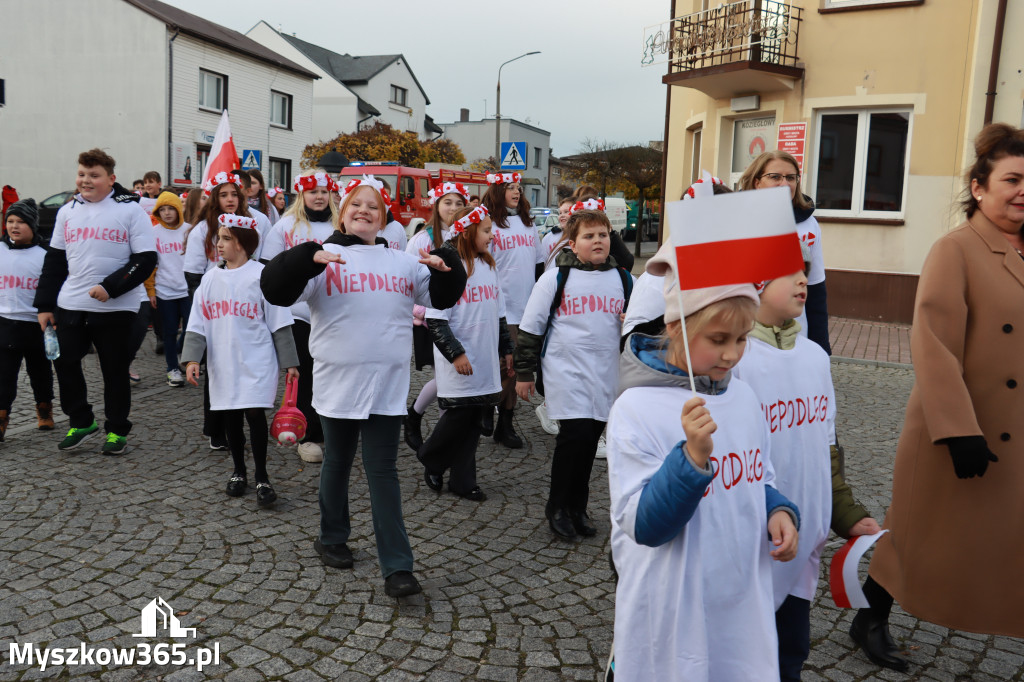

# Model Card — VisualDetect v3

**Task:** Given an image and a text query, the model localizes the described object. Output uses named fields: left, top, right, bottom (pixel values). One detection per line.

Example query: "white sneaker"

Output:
left=595, top=435, right=608, bottom=460
left=535, top=402, right=559, bottom=435
left=297, top=442, right=323, bottom=463
left=166, top=368, right=185, bottom=387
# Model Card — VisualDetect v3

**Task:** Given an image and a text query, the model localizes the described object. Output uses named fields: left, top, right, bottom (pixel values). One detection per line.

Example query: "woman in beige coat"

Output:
left=850, top=123, right=1024, bottom=672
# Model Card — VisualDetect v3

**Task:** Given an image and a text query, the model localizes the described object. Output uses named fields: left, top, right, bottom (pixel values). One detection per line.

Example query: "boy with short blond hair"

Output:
left=34, top=148, right=157, bottom=454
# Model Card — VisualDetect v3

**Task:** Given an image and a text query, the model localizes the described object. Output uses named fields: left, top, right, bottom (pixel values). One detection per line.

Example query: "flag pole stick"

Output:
left=669, top=245, right=698, bottom=399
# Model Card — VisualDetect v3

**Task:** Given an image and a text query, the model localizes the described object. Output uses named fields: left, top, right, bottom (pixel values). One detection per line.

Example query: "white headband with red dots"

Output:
left=682, top=175, right=724, bottom=200
left=339, top=175, right=392, bottom=208
left=428, top=181, right=470, bottom=205
left=218, top=213, right=258, bottom=230
left=203, top=171, right=243, bottom=195
left=570, top=198, right=605, bottom=214
left=451, top=206, right=490, bottom=234
left=266, top=187, right=284, bottom=198
left=486, top=172, right=521, bottom=185
left=293, top=172, right=338, bottom=194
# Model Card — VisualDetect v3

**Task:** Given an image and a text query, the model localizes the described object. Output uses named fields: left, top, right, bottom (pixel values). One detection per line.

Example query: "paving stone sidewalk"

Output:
left=0, top=340, right=1021, bottom=681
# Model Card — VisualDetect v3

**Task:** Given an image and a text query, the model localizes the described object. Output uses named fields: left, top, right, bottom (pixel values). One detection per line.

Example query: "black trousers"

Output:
left=0, top=317, right=53, bottom=411
left=222, top=408, right=268, bottom=482
left=202, top=363, right=225, bottom=442
left=548, top=418, right=605, bottom=514
left=417, top=406, right=483, bottom=495
left=775, top=594, right=811, bottom=682
left=291, top=321, right=323, bottom=443
left=52, top=308, right=135, bottom=435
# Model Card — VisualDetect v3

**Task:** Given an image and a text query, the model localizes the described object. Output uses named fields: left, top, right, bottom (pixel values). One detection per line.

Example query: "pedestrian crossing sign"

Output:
left=500, top=142, right=527, bottom=170
left=241, top=149, right=262, bottom=170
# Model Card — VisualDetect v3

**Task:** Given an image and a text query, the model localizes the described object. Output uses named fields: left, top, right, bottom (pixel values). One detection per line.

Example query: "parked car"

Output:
left=37, top=190, right=75, bottom=243
left=534, top=213, right=560, bottom=237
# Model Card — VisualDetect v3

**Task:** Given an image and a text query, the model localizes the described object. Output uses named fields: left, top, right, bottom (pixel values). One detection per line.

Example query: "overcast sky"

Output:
left=170, top=0, right=670, bottom=157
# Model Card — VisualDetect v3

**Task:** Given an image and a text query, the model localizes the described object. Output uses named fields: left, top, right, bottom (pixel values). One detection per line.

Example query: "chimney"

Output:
left=460, top=108, right=470, bottom=122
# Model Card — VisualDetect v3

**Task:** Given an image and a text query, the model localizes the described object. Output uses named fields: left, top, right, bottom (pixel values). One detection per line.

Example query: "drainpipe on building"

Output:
left=983, top=0, right=1007, bottom=125
left=167, top=27, right=179, bottom=186
left=357, top=114, right=375, bottom=130
left=657, top=0, right=676, bottom=245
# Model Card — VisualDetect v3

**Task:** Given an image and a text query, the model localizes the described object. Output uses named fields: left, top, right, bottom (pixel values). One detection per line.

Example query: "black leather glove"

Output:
left=945, top=435, right=999, bottom=479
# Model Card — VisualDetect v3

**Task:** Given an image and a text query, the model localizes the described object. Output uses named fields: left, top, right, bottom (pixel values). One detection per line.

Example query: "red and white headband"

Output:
left=683, top=175, right=724, bottom=200
left=203, top=171, right=243, bottom=195
left=179, top=191, right=189, bottom=201
left=266, top=187, right=284, bottom=198
left=570, top=198, right=605, bottom=215
left=339, top=175, right=391, bottom=208
left=428, top=181, right=470, bottom=205
left=218, top=213, right=258, bottom=230
left=486, top=172, right=521, bottom=185
left=451, top=206, right=489, bottom=234
left=293, top=172, right=338, bottom=194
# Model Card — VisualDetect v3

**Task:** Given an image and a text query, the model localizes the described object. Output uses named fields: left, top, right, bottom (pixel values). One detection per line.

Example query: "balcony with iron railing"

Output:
left=660, top=0, right=804, bottom=99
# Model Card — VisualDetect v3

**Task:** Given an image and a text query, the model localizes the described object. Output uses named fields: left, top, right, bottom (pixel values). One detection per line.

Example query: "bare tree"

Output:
left=616, top=145, right=663, bottom=257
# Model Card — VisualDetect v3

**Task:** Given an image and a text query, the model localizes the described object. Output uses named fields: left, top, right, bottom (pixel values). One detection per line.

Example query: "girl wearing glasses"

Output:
left=740, top=151, right=830, bottom=355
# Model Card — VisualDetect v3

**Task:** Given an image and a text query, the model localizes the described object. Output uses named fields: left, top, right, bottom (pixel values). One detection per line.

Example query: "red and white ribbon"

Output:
left=266, top=187, right=284, bottom=198
left=339, top=174, right=391, bottom=208
left=683, top=175, right=724, bottom=200
left=218, top=213, right=258, bottom=230
left=203, top=170, right=243, bottom=195
left=428, top=181, right=470, bottom=205
left=570, top=198, right=605, bottom=214
left=830, top=530, right=889, bottom=608
left=293, top=172, right=338, bottom=194
left=451, top=206, right=489, bottom=234
left=486, top=172, right=521, bottom=185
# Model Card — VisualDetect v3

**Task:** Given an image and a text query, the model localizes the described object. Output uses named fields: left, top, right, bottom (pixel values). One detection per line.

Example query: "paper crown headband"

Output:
left=683, top=175, right=724, bottom=200
left=428, top=181, right=470, bottom=205
left=266, top=187, right=284, bottom=198
left=203, top=171, right=243, bottom=195
left=293, top=172, right=338, bottom=193
left=570, top=198, right=605, bottom=214
left=339, top=175, right=391, bottom=208
left=486, top=172, right=521, bottom=185
left=451, top=206, right=489, bottom=234
left=218, top=213, right=258, bottom=230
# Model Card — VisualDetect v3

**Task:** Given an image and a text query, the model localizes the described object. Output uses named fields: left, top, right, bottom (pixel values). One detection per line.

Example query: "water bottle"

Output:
left=43, top=323, right=60, bottom=361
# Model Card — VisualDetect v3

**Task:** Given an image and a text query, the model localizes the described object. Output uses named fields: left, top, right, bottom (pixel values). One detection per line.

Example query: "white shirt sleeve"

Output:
left=260, top=224, right=287, bottom=262
left=49, top=205, right=69, bottom=251
left=517, top=269, right=557, bottom=336
left=127, top=204, right=157, bottom=254
left=184, top=222, right=210, bottom=275
left=263, top=297, right=294, bottom=333
left=533, top=224, right=545, bottom=264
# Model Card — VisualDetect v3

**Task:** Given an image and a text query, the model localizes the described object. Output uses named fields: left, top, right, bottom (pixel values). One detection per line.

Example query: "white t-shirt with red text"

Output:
left=0, top=240, right=46, bottom=323
left=261, top=216, right=336, bottom=324
left=186, top=260, right=293, bottom=410
left=489, top=214, right=544, bottom=325
left=153, top=225, right=188, bottom=300
left=406, top=226, right=451, bottom=257
left=49, top=192, right=157, bottom=313
left=381, top=220, right=407, bottom=251
left=425, top=258, right=505, bottom=399
left=518, top=267, right=629, bottom=421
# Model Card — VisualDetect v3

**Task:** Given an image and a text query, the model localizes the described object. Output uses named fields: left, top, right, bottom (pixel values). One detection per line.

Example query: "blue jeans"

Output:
left=776, top=594, right=811, bottom=682
left=156, top=297, right=190, bottom=372
left=318, top=414, right=413, bottom=578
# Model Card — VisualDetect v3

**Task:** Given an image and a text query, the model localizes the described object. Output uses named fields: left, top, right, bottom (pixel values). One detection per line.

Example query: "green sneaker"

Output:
left=58, top=422, right=99, bottom=450
left=101, top=433, right=128, bottom=456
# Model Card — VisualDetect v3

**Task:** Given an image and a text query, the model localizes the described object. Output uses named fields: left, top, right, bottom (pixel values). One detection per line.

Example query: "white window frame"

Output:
left=199, top=70, right=226, bottom=112
left=270, top=90, right=292, bottom=129
left=390, top=85, right=408, bottom=106
left=823, top=0, right=921, bottom=8
left=810, top=107, right=913, bottom=220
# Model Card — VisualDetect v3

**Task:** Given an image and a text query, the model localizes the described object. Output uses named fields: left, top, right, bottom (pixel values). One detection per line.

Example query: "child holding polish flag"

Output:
left=260, top=175, right=466, bottom=598
left=732, top=243, right=878, bottom=682
left=259, top=171, right=340, bottom=464
left=606, top=179, right=803, bottom=681
left=181, top=213, right=298, bottom=508
left=418, top=205, right=514, bottom=501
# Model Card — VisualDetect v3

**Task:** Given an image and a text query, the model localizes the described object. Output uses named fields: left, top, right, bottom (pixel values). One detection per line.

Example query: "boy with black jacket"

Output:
left=34, top=149, right=157, bottom=455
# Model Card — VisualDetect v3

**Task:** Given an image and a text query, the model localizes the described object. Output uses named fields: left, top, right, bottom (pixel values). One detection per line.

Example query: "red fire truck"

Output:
left=339, top=163, right=490, bottom=233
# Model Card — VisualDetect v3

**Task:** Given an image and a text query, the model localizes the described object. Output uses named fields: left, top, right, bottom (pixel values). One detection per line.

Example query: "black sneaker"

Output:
left=255, top=482, right=277, bottom=508
left=314, top=538, right=354, bottom=569
left=384, top=571, right=422, bottom=598
left=226, top=475, right=247, bottom=497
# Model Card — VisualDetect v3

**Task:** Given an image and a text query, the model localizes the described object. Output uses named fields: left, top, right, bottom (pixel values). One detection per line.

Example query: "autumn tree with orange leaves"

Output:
left=302, top=122, right=466, bottom=169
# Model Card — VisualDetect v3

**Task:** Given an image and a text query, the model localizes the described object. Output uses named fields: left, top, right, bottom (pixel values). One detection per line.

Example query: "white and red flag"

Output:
left=665, top=177, right=804, bottom=291
left=830, top=530, right=889, bottom=608
left=201, top=110, right=240, bottom=188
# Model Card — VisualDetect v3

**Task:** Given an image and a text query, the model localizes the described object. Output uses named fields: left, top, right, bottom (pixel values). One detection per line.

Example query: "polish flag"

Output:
left=665, top=183, right=804, bottom=290
left=201, top=110, right=239, bottom=188
left=830, top=530, right=889, bottom=608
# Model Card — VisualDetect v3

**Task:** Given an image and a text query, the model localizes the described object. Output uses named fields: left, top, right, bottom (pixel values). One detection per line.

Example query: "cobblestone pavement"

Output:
left=1, top=341, right=1022, bottom=681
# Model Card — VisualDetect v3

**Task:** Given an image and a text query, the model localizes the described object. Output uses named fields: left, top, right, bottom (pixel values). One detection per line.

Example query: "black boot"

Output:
left=547, top=507, right=577, bottom=540
left=480, top=406, right=494, bottom=437
left=849, top=609, right=909, bottom=672
left=493, top=408, right=523, bottom=449
left=404, top=406, right=423, bottom=452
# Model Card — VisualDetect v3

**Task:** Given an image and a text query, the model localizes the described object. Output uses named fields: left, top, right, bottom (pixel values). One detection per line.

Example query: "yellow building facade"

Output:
left=658, top=0, right=1023, bottom=321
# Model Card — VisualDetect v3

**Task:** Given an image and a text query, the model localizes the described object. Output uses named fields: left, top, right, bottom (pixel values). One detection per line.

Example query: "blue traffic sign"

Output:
left=241, top=149, right=262, bottom=170
left=500, top=142, right=527, bottom=170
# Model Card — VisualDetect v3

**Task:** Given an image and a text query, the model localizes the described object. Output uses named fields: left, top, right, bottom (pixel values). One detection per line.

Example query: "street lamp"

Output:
left=495, top=51, right=540, bottom=166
